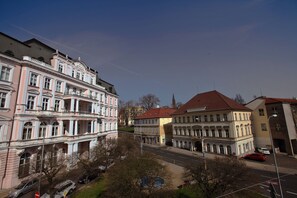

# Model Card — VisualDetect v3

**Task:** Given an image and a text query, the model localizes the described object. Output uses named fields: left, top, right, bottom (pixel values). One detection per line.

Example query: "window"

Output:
left=220, top=145, right=224, bottom=154
left=19, top=153, right=31, bottom=178
left=76, top=72, right=80, bottom=79
left=88, top=122, right=92, bottom=132
left=234, top=113, right=237, bottom=121
left=72, top=70, right=75, bottom=77
left=223, top=114, right=228, bottom=121
left=39, top=122, right=46, bottom=138
left=259, top=109, right=265, bottom=116
left=0, top=92, right=7, bottom=108
left=54, top=100, right=60, bottom=111
left=216, top=114, right=220, bottom=121
left=204, top=115, right=208, bottom=122
left=29, top=73, right=38, bottom=86
left=207, top=144, right=210, bottom=152
left=56, top=81, right=62, bottom=92
left=0, top=66, right=11, bottom=81
left=213, top=144, right=217, bottom=153
left=44, top=77, right=51, bottom=90
left=22, top=122, right=32, bottom=140
left=212, top=129, right=215, bottom=137
left=52, top=122, right=59, bottom=136
left=82, top=74, right=84, bottom=80
left=210, top=115, right=214, bottom=122
left=42, top=98, right=49, bottom=111
left=261, top=123, right=267, bottom=131
left=227, top=146, right=232, bottom=155
left=58, top=64, right=63, bottom=72
left=239, top=113, right=242, bottom=121
left=27, top=96, right=35, bottom=110
left=218, top=129, right=222, bottom=137
left=225, top=129, right=230, bottom=138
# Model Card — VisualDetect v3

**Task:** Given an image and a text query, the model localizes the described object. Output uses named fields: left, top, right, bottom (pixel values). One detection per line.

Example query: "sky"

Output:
left=1, top=0, right=297, bottom=106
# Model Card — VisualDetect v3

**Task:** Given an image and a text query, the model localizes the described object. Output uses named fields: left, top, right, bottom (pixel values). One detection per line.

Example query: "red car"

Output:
left=243, top=153, right=266, bottom=162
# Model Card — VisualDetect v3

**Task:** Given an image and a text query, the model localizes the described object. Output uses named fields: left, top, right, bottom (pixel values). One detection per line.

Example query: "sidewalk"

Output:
left=147, top=144, right=297, bottom=175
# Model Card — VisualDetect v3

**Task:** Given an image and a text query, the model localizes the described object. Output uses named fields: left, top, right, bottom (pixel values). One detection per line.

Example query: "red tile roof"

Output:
left=172, top=90, right=250, bottom=115
left=264, top=97, right=297, bottom=104
left=135, top=108, right=176, bottom=119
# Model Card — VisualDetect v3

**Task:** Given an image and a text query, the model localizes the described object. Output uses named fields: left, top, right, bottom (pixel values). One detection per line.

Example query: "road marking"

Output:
left=287, top=191, right=297, bottom=196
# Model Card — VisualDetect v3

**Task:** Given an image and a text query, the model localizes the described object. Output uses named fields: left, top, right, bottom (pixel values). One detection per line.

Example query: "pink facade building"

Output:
left=0, top=33, right=118, bottom=189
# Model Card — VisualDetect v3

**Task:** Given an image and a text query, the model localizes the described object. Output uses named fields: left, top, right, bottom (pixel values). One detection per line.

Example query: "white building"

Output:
left=172, top=90, right=254, bottom=157
left=0, top=33, right=118, bottom=188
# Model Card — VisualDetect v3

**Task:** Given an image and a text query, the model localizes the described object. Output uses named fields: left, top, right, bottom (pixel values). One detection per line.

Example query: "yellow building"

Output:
left=134, top=108, right=176, bottom=145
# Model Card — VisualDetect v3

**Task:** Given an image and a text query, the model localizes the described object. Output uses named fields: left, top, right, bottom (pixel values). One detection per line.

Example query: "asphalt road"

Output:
left=143, top=145, right=297, bottom=198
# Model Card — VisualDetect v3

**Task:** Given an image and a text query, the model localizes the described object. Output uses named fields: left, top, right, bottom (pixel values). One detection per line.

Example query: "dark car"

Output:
left=78, top=171, right=99, bottom=184
left=243, top=153, right=266, bottom=162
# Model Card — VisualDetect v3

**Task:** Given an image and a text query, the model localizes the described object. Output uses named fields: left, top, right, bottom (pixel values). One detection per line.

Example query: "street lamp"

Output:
left=268, top=114, right=283, bottom=198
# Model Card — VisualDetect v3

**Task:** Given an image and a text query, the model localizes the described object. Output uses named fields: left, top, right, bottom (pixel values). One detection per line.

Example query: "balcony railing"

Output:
left=64, top=91, right=97, bottom=100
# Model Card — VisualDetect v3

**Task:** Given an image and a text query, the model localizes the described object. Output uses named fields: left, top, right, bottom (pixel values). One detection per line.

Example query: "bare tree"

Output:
left=234, top=94, right=245, bottom=104
left=139, top=94, right=160, bottom=111
left=186, top=157, right=248, bottom=198
left=104, top=153, right=171, bottom=198
left=33, top=146, right=67, bottom=198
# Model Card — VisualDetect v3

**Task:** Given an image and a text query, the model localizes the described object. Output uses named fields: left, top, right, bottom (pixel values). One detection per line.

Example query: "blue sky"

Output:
left=1, top=0, right=297, bottom=105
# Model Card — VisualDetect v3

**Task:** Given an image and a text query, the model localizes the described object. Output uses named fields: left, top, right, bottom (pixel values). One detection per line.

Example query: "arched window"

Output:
left=227, top=146, right=232, bottom=155
left=219, top=145, right=224, bottom=154
left=22, top=122, right=32, bottom=140
left=19, top=153, right=31, bottom=178
left=52, top=122, right=59, bottom=136
left=213, top=144, right=217, bottom=153
left=39, top=122, right=47, bottom=138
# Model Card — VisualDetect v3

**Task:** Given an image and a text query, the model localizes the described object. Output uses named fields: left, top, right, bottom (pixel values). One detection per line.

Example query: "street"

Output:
left=144, top=145, right=297, bottom=198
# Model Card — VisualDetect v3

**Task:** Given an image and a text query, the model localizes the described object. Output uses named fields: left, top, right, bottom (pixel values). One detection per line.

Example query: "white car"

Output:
left=9, top=178, right=38, bottom=198
left=41, top=180, right=76, bottom=198
left=257, top=147, right=271, bottom=155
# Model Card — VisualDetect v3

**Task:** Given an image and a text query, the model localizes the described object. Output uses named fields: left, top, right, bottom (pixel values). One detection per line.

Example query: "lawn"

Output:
left=73, top=178, right=106, bottom=198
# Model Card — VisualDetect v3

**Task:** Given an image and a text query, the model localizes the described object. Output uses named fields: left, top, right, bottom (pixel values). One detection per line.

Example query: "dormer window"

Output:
left=76, top=72, right=80, bottom=79
left=58, top=64, right=63, bottom=73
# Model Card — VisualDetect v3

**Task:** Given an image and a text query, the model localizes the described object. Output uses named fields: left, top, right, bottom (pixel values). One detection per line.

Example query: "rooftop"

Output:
left=172, top=90, right=250, bottom=115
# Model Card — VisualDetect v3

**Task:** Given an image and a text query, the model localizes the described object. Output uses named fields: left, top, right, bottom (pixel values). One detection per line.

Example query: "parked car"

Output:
left=78, top=171, right=99, bottom=184
left=9, top=178, right=38, bottom=198
left=98, top=159, right=115, bottom=172
left=41, top=180, right=76, bottom=198
left=255, top=147, right=271, bottom=155
left=243, top=153, right=267, bottom=162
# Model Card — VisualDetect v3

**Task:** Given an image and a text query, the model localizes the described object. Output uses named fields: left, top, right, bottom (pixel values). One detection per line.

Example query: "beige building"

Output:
left=246, top=97, right=297, bottom=156
left=134, top=108, right=176, bottom=145
left=172, top=91, right=254, bottom=156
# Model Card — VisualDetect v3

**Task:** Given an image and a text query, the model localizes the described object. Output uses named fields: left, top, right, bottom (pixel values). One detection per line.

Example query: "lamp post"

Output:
left=268, top=114, right=283, bottom=198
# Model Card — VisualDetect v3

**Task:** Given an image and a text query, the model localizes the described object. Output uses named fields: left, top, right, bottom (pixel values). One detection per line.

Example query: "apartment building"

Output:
left=172, top=90, right=254, bottom=157
left=246, top=97, right=297, bottom=156
left=134, top=108, right=176, bottom=145
left=0, top=33, right=118, bottom=188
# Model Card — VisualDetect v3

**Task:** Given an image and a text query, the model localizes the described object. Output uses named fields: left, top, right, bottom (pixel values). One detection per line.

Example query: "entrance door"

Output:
left=195, top=141, right=202, bottom=152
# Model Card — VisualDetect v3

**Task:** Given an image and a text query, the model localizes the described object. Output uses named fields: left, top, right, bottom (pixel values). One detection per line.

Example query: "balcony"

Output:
left=63, top=91, right=97, bottom=101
